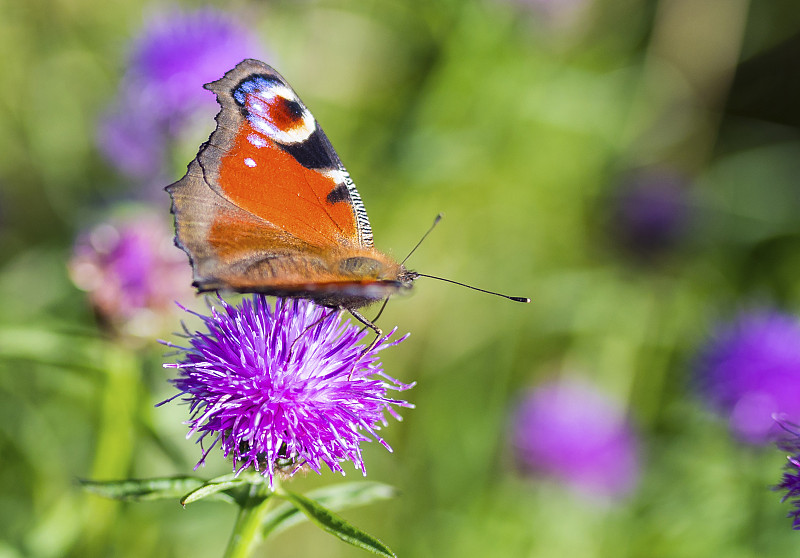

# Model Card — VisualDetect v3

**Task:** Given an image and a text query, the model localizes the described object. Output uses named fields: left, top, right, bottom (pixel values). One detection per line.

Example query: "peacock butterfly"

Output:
left=168, top=59, right=527, bottom=332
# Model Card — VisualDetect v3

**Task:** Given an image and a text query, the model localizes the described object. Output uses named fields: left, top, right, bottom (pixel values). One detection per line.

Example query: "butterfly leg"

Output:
left=357, top=297, right=390, bottom=336
left=348, top=307, right=383, bottom=343
left=370, top=297, right=391, bottom=327
left=346, top=307, right=384, bottom=379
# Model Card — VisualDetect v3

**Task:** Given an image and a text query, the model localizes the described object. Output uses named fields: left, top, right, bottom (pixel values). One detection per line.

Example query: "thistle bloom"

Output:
left=510, top=379, right=639, bottom=500
left=775, top=422, right=800, bottom=528
left=162, top=296, right=413, bottom=486
left=696, top=310, right=800, bottom=444
left=506, top=0, right=592, bottom=29
left=610, top=168, right=691, bottom=259
left=69, top=212, right=193, bottom=337
left=98, top=8, right=264, bottom=178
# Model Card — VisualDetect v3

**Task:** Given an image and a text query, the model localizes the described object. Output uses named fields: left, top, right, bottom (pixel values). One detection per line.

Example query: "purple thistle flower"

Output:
left=97, top=91, right=165, bottom=179
left=128, top=8, right=263, bottom=122
left=697, top=310, right=800, bottom=444
left=161, top=296, right=413, bottom=487
left=69, top=211, right=193, bottom=337
left=510, top=379, right=639, bottom=500
left=775, top=422, right=800, bottom=529
left=610, top=168, right=691, bottom=260
left=98, top=8, right=264, bottom=179
left=504, top=0, right=592, bottom=29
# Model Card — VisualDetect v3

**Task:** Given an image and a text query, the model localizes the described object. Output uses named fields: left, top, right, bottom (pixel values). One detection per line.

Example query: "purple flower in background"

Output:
left=697, top=310, right=800, bottom=444
left=69, top=211, right=193, bottom=337
left=610, top=168, right=691, bottom=259
left=776, top=422, right=800, bottom=529
left=128, top=8, right=262, bottom=123
left=507, top=0, right=592, bottom=28
left=161, top=296, right=413, bottom=487
left=510, top=379, right=639, bottom=500
left=98, top=90, right=166, bottom=178
left=98, top=8, right=264, bottom=179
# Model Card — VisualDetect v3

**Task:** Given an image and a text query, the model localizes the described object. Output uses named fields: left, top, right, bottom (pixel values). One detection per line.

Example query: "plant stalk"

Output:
left=223, top=479, right=276, bottom=558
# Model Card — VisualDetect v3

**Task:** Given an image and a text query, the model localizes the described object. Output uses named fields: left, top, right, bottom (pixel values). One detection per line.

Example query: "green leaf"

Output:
left=79, top=476, right=234, bottom=502
left=263, top=482, right=397, bottom=537
left=180, top=473, right=252, bottom=506
left=279, top=489, right=396, bottom=557
left=181, top=475, right=252, bottom=506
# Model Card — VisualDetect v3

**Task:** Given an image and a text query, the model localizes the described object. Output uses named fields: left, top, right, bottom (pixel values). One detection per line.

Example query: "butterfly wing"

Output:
left=196, top=59, right=374, bottom=249
left=167, top=59, right=408, bottom=307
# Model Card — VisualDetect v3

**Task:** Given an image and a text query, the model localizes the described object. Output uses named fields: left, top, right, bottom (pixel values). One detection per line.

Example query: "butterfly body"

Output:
left=168, top=59, right=416, bottom=310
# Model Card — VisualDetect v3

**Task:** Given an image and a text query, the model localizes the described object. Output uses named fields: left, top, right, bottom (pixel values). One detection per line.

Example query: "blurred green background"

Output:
left=3, top=0, right=800, bottom=556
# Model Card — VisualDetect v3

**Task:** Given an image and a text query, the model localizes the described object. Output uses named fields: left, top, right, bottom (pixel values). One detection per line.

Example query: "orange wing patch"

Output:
left=217, top=121, right=358, bottom=248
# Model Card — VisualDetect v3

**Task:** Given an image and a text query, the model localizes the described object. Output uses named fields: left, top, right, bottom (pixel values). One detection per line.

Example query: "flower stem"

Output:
left=84, top=344, right=139, bottom=552
left=223, top=479, right=276, bottom=558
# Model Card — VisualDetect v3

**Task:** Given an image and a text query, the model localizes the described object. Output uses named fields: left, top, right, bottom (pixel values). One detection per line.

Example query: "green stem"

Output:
left=84, top=344, right=139, bottom=551
left=224, top=479, right=276, bottom=558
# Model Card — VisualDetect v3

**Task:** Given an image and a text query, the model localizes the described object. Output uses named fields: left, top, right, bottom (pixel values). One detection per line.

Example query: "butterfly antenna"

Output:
left=402, top=213, right=443, bottom=265
left=413, top=273, right=530, bottom=303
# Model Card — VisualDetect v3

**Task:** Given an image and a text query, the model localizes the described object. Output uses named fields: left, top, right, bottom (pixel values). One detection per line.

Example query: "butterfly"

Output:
left=168, top=59, right=528, bottom=333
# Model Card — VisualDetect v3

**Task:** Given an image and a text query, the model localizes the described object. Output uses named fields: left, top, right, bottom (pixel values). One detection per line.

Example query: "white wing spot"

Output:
left=247, top=134, right=267, bottom=148
left=244, top=158, right=257, bottom=168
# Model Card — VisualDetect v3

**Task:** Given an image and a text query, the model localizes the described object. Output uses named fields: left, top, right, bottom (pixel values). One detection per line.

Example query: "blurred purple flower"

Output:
left=510, top=379, right=639, bottom=500
left=98, top=8, right=264, bottom=179
left=503, top=0, right=592, bottom=29
left=610, top=168, right=691, bottom=259
left=697, top=310, right=800, bottom=444
left=128, top=8, right=263, bottom=123
left=161, top=296, right=413, bottom=487
left=69, top=211, right=193, bottom=337
left=98, top=90, right=165, bottom=178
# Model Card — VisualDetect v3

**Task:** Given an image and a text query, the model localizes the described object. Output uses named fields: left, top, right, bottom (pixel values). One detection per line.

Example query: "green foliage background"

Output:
left=3, top=0, right=800, bottom=556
